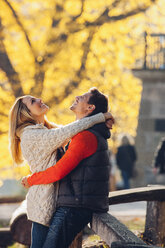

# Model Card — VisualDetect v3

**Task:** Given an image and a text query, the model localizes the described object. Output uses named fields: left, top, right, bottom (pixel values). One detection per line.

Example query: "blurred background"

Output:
left=0, top=0, right=165, bottom=195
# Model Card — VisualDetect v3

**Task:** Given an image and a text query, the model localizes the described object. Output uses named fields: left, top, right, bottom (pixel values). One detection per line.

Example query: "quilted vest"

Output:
left=57, top=123, right=111, bottom=212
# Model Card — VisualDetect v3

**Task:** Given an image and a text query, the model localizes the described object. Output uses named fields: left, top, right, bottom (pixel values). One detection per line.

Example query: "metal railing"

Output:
left=135, top=32, right=165, bottom=70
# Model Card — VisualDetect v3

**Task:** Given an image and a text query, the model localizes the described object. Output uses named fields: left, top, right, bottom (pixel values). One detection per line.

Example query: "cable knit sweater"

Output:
left=20, top=113, right=105, bottom=226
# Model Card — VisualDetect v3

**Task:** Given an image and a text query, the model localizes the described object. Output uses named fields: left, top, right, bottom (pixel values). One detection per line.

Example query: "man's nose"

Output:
left=38, top=98, right=43, bottom=104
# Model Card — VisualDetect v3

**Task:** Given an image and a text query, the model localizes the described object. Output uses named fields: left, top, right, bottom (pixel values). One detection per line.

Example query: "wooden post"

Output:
left=10, top=201, right=32, bottom=245
left=10, top=214, right=32, bottom=245
left=144, top=201, right=165, bottom=246
left=92, top=213, right=145, bottom=247
left=111, top=241, right=162, bottom=248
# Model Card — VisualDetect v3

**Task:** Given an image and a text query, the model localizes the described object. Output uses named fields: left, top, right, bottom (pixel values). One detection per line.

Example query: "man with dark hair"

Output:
left=87, top=87, right=108, bottom=116
left=22, top=88, right=114, bottom=248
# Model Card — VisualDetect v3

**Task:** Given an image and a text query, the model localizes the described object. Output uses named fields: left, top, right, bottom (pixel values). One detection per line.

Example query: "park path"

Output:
left=109, top=201, right=146, bottom=218
left=0, top=201, right=146, bottom=226
left=0, top=203, right=20, bottom=224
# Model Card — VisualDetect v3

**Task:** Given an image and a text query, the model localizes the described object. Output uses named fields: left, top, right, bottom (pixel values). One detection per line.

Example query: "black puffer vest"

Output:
left=57, top=123, right=111, bottom=212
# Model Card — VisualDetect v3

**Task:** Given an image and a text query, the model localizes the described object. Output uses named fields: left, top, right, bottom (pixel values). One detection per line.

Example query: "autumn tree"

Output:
left=0, top=0, right=164, bottom=177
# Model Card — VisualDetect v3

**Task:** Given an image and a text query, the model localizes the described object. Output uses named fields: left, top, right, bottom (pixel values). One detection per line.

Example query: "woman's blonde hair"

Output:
left=9, top=96, right=54, bottom=165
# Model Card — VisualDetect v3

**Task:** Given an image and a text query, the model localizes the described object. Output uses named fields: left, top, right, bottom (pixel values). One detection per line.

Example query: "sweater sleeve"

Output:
left=22, top=113, right=104, bottom=155
left=27, top=131, right=98, bottom=186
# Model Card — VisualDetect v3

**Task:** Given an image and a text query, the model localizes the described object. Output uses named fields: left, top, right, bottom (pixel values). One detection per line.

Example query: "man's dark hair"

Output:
left=87, top=87, right=108, bottom=116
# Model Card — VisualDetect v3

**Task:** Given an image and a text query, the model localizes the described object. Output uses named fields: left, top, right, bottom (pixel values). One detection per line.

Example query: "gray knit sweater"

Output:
left=20, top=113, right=105, bottom=226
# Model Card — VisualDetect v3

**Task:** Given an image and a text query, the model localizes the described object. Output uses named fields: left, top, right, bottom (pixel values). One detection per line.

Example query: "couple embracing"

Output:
left=9, top=87, right=114, bottom=248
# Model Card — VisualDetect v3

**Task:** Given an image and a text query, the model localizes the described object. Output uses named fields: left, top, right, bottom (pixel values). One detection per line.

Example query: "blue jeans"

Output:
left=31, top=222, right=49, bottom=248
left=121, top=170, right=130, bottom=189
left=43, top=207, right=93, bottom=248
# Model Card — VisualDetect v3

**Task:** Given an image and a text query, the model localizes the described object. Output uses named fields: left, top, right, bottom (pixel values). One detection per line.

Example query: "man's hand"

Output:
left=21, top=176, right=31, bottom=188
left=106, top=118, right=114, bottom=129
left=152, top=167, right=158, bottom=175
left=104, top=112, right=115, bottom=129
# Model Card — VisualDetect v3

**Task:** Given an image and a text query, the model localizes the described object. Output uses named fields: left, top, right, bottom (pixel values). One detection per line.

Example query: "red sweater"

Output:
left=27, top=131, right=98, bottom=186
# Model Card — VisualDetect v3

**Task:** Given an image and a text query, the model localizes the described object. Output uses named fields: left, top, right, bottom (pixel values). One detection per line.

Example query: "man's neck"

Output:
left=75, top=113, right=88, bottom=120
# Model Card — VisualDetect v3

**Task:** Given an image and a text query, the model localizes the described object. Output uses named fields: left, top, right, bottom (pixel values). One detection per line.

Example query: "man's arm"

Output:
left=22, top=131, right=98, bottom=187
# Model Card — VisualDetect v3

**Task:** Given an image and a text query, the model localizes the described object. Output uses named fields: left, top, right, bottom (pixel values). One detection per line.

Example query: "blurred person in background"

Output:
left=116, top=134, right=137, bottom=189
left=152, top=137, right=165, bottom=185
left=9, top=90, right=113, bottom=248
left=153, top=137, right=165, bottom=175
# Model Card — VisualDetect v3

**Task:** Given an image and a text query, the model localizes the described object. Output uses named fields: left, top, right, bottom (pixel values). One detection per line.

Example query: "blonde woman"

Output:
left=9, top=95, right=112, bottom=248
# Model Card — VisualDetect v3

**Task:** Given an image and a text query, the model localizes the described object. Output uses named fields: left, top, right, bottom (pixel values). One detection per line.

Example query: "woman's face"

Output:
left=22, top=96, right=49, bottom=117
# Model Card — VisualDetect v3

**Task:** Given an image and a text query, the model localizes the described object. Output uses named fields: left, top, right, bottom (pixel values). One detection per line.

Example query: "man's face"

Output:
left=70, top=92, right=94, bottom=117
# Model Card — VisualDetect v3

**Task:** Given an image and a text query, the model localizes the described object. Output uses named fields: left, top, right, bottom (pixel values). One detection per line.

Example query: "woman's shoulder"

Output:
left=20, top=124, right=47, bottom=138
left=26, top=123, right=46, bottom=129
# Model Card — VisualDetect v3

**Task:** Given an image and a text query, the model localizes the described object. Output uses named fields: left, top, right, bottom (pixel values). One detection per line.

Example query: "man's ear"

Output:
left=88, top=105, right=95, bottom=112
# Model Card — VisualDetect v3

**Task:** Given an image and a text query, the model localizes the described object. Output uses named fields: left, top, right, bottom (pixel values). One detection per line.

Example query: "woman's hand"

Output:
left=21, top=176, right=31, bottom=188
left=104, top=112, right=115, bottom=129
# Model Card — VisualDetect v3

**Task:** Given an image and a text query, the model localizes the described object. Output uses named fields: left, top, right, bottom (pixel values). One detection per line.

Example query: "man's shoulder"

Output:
left=73, top=130, right=96, bottom=141
left=72, top=131, right=98, bottom=155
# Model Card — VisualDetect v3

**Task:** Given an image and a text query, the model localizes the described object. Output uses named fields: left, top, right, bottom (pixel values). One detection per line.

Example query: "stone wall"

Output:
left=132, top=70, right=165, bottom=187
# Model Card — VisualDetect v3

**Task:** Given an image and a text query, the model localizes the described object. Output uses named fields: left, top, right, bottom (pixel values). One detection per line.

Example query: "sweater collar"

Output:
left=23, top=123, right=46, bottom=130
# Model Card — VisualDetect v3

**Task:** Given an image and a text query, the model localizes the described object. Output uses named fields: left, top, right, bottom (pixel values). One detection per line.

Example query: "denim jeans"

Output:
left=121, top=170, right=130, bottom=189
left=43, top=207, right=93, bottom=248
left=31, top=222, right=49, bottom=248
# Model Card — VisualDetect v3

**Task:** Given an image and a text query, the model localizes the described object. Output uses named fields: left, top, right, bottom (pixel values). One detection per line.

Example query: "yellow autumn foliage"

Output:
left=0, top=0, right=165, bottom=178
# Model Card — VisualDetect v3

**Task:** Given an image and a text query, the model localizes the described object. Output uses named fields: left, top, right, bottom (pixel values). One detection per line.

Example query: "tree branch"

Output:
left=3, top=0, right=36, bottom=56
left=47, top=29, right=95, bottom=105
left=85, top=2, right=157, bottom=27
left=30, top=64, right=45, bottom=97
left=0, top=19, right=23, bottom=97
left=72, top=0, right=85, bottom=21
left=0, top=112, right=8, bottom=117
left=2, top=0, right=47, bottom=96
left=0, top=49, right=24, bottom=97
left=0, top=82, right=10, bottom=92
left=65, top=1, right=157, bottom=33
left=109, top=0, right=122, bottom=9
left=0, top=130, right=7, bottom=135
